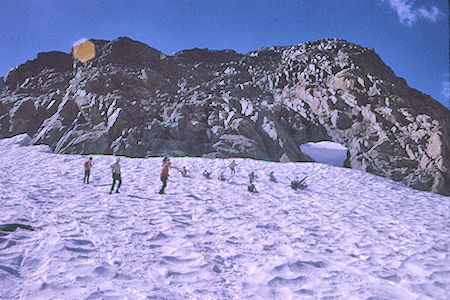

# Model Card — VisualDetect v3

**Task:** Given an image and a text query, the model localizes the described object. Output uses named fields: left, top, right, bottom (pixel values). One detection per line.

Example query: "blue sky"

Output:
left=0, top=0, right=448, bottom=107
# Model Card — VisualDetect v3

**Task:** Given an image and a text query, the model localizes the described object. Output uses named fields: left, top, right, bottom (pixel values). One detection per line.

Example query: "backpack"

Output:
left=84, top=161, right=89, bottom=168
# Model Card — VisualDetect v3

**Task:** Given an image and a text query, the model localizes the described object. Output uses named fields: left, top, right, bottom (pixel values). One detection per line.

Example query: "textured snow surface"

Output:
left=0, top=134, right=449, bottom=299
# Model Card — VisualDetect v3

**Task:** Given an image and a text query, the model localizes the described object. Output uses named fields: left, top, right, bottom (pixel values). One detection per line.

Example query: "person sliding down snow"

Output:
left=218, top=170, right=227, bottom=181
left=229, top=160, right=237, bottom=175
left=180, top=166, right=189, bottom=177
left=159, top=158, right=170, bottom=194
left=110, top=158, right=122, bottom=194
left=203, top=170, right=212, bottom=178
left=83, top=157, right=94, bottom=184
left=290, top=176, right=308, bottom=190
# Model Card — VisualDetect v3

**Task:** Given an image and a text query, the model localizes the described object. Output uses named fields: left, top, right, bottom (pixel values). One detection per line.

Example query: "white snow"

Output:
left=261, top=117, right=277, bottom=140
left=46, top=100, right=56, bottom=110
left=76, top=89, right=87, bottom=97
left=108, top=108, right=121, bottom=129
left=240, top=99, right=253, bottom=116
left=300, top=141, right=348, bottom=167
left=0, top=134, right=449, bottom=299
left=224, top=67, right=236, bottom=76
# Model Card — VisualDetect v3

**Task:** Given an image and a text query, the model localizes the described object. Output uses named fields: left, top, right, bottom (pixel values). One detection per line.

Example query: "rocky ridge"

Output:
left=0, top=37, right=448, bottom=194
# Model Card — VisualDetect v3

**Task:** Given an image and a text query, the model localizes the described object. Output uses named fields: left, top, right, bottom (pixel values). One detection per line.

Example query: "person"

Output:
left=83, top=157, right=94, bottom=184
left=159, top=158, right=170, bottom=194
left=269, top=171, right=277, bottom=182
left=248, top=181, right=257, bottom=193
left=218, top=170, right=227, bottom=181
left=290, top=178, right=300, bottom=190
left=229, top=160, right=237, bottom=175
left=203, top=170, right=212, bottom=178
left=290, top=176, right=308, bottom=190
left=110, top=158, right=122, bottom=194
left=248, top=171, right=257, bottom=183
left=180, top=166, right=189, bottom=177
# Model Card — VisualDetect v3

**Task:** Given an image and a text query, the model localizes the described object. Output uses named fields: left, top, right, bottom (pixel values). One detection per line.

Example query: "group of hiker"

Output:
left=83, top=156, right=308, bottom=195
left=83, top=156, right=122, bottom=194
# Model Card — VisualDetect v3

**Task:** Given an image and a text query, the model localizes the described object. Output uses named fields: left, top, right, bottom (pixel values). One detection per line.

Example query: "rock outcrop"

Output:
left=0, top=37, right=448, bottom=194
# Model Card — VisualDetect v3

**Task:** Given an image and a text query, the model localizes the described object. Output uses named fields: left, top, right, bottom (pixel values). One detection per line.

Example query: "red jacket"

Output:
left=161, top=164, right=169, bottom=178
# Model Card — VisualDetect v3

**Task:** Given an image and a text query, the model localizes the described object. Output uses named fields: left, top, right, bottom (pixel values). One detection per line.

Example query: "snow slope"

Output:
left=0, top=134, right=449, bottom=299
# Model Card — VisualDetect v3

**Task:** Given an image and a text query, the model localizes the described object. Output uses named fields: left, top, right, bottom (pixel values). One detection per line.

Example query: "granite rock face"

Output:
left=0, top=37, right=448, bottom=194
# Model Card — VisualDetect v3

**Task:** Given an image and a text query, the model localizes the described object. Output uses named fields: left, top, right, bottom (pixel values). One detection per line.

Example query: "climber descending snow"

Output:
left=83, top=157, right=94, bottom=184
left=109, top=158, right=122, bottom=194
left=159, top=158, right=170, bottom=194
left=229, top=160, right=237, bottom=175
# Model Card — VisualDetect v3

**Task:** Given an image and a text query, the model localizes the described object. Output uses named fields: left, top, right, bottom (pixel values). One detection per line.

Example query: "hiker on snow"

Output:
left=229, top=160, right=237, bottom=175
left=159, top=158, right=171, bottom=194
left=110, top=158, right=122, bottom=194
left=83, top=157, right=94, bottom=184
left=269, top=171, right=277, bottom=182
left=248, top=171, right=257, bottom=183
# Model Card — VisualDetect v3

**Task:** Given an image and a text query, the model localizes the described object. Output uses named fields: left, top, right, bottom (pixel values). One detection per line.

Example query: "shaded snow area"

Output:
left=1, top=134, right=449, bottom=299
left=300, top=141, right=348, bottom=167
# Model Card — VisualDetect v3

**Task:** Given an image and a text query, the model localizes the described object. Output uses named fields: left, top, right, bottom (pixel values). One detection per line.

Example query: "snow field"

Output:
left=0, top=134, right=449, bottom=299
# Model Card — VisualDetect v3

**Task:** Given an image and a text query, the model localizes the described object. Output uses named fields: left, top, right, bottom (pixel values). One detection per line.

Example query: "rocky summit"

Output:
left=0, top=37, right=448, bottom=194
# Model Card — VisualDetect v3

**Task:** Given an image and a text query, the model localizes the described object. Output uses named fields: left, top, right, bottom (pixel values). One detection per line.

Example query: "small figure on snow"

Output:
left=203, top=170, right=212, bottom=178
left=248, top=171, right=257, bottom=183
left=290, top=176, right=308, bottom=190
left=269, top=171, right=277, bottom=183
left=247, top=171, right=258, bottom=192
left=110, top=158, right=122, bottom=194
left=248, top=180, right=257, bottom=193
left=159, top=158, right=171, bottom=194
left=179, top=166, right=189, bottom=178
left=83, top=157, right=94, bottom=184
left=218, top=170, right=227, bottom=181
left=229, top=160, right=237, bottom=175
